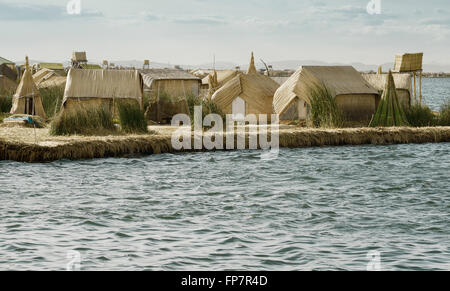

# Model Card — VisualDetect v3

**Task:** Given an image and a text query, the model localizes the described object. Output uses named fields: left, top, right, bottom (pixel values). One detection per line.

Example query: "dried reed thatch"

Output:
left=274, top=66, right=379, bottom=121
left=394, top=53, right=423, bottom=72
left=361, top=73, right=412, bottom=109
left=247, top=52, right=258, bottom=75
left=72, top=52, right=87, bottom=62
left=0, top=63, right=18, bottom=81
left=33, top=68, right=66, bottom=89
left=211, top=73, right=280, bottom=117
left=63, top=69, right=143, bottom=113
left=140, top=69, right=197, bottom=123
left=202, top=70, right=239, bottom=90
left=1, top=126, right=449, bottom=163
left=10, top=57, right=47, bottom=119
left=369, top=71, right=409, bottom=127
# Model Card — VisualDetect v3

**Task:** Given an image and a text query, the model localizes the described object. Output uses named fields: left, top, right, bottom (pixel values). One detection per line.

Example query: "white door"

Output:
left=232, top=96, right=246, bottom=121
left=297, top=98, right=309, bottom=120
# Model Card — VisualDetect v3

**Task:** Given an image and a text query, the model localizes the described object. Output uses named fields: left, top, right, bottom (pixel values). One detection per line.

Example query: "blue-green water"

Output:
left=0, top=78, right=449, bottom=271
left=0, top=144, right=449, bottom=271
left=421, top=78, right=450, bottom=110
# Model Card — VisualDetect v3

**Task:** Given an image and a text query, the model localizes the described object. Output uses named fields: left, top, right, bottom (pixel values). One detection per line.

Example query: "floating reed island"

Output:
left=1, top=52, right=450, bottom=162
left=0, top=126, right=449, bottom=163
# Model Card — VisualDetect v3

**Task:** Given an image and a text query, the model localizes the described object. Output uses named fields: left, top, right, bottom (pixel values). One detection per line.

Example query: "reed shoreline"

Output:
left=0, top=126, right=449, bottom=163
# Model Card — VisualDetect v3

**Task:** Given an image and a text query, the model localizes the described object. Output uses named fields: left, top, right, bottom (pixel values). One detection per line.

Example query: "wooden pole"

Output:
left=413, top=72, right=417, bottom=105
left=157, top=82, right=161, bottom=123
left=419, top=71, right=422, bottom=105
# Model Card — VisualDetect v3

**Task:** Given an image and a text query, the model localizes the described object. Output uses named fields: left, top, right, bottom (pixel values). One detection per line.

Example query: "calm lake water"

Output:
left=421, top=78, right=450, bottom=111
left=0, top=78, right=449, bottom=271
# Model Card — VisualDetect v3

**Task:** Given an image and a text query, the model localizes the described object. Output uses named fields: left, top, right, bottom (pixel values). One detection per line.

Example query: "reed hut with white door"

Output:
left=211, top=53, right=280, bottom=121
left=273, top=66, right=379, bottom=121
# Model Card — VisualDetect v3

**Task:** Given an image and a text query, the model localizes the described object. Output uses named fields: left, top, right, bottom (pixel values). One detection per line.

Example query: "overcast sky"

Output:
left=1, top=0, right=449, bottom=66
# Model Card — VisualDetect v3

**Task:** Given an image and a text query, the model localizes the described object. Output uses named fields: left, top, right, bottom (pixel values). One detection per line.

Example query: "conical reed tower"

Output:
left=247, top=52, right=258, bottom=75
left=369, top=71, right=408, bottom=127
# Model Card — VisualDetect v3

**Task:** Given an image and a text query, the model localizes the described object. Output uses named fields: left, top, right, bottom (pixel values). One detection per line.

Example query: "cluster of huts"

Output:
left=1, top=51, right=421, bottom=125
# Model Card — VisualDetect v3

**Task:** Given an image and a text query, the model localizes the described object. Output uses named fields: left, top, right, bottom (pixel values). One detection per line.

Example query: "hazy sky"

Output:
left=1, top=0, right=449, bottom=66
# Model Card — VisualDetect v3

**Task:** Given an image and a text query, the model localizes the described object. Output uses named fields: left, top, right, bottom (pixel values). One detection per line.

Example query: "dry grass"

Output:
left=1, top=125, right=449, bottom=163
left=50, top=106, right=116, bottom=136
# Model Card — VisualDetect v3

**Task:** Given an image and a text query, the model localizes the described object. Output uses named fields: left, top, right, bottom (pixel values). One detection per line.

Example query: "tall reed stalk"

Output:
left=50, top=106, right=116, bottom=136
left=117, top=101, right=148, bottom=133
left=306, top=82, right=345, bottom=128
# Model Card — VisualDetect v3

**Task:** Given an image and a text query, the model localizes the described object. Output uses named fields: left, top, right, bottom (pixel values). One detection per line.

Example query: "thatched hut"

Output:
left=273, top=66, right=379, bottom=121
left=33, top=68, right=67, bottom=89
left=361, top=73, right=412, bottom=109
left=141, top=69, right=200, bottom=99
left=62, top=69, right=143, bottom=113
left=10, top=57, right=47, bottom=118
left=140, top=69, right=200, bottom=123
left=211, top=54, right=280, bottom=120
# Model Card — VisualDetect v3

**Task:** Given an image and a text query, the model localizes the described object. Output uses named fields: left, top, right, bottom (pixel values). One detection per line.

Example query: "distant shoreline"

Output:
left=422, top=73, right=450, bottom=78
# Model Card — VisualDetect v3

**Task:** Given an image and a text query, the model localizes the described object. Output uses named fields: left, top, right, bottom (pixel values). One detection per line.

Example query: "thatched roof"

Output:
left=212, top=73, right=280, bottom=114
left=0, top=63, right=17, bottom=81
left=38, top=76, right=66, bottom=89
left=72, top=52, right=87, bottom=62
left=39, top=63, right=64, bottom=70
left=361, top=73, right=411, bottom=92
left=33, top=69, right=67, bottom=89
left=393, top=53, right=423, bottom=72
left=33, top=68, right=54, bottom=84
left=0, top=56, right=14, bottom=66
left=140, top=69, right=199, bottom=87
left=80, top=64, right=102, bottom=69
left=10, top=57, right=46, bottom=118
left=201, top=70, right=239, bottom=86
left=190, top=69, right=212, bottom=78
left=14, top=59, right=40, bottom=99
left=273, top=66, right=378, bottom=115
left=247, top=52, right=258, bottom=75
left=63, top=69, right=143, bottom=104
left=271, top=76, right=290, bottom=85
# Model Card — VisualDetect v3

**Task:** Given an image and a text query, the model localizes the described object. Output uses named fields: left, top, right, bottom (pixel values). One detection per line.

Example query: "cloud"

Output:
left=171, top=16, right=227, bottom=25
left=0, top=2, right=103, bottom=21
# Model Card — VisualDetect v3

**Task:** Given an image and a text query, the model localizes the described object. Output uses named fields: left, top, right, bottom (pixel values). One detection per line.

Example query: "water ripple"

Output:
left=0, top=142, right=449, bottom=270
